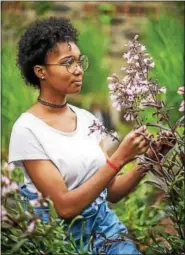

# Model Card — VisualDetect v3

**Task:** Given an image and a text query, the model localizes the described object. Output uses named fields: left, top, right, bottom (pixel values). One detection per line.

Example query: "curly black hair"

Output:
left=17, top=17, right=79, bottom=89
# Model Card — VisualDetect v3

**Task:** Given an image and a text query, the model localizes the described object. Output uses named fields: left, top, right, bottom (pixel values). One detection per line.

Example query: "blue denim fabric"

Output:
left=20, top=185, right=142, bottom=254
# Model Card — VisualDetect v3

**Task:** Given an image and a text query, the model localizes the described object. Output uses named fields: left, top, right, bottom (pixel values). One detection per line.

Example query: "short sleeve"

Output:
left=8, top=125, right=49, bottom=166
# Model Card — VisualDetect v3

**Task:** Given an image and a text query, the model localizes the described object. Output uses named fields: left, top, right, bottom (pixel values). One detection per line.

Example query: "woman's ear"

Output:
left=33, top=65, right=45, bottom=80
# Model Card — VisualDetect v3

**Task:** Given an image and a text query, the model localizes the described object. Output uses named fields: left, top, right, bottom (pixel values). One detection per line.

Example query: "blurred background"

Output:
left=2, top=2, right=184, bottom=254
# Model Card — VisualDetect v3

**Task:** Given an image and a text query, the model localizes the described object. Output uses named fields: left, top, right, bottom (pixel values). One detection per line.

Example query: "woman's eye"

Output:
left=64, top=58, right=74, bottom=66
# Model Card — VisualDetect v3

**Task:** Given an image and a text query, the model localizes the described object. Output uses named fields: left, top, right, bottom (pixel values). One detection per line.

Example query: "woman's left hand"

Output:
left=146, top=131, right=176, bottom=161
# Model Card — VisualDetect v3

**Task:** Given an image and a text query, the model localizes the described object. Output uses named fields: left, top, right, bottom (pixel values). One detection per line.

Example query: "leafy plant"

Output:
left=1, top=163, right=94, bottom=255
left=142, top=10, right=184, bottom=124
left=2, top=43, right=36, bottom=158
left=112, top=178, right=166, bottom=253
left=91, top=33, right=184, bottom=254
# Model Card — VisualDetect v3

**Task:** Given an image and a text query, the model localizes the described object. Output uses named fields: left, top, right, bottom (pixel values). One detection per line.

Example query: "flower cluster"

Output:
left=177, top=86, right=184, bottom=112
left=1, top=175, right=18, bottom=197
left=108, top=35, right=166, bottom=121
left=88, top=119, right=119, bottom=143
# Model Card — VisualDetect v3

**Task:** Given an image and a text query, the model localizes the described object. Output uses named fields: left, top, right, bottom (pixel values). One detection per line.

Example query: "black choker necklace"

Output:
left=38, top=98, right=67, bottom=108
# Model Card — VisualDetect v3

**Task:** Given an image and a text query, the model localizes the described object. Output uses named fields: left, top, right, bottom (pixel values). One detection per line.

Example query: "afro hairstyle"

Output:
left=17, top=17, right=79, bottom=89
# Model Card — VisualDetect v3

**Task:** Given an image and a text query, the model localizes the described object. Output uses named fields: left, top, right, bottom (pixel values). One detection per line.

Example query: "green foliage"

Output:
left=2, top=43, right=36, bottom=156
left=98, top=3, right=115, bottom=25
left=1, top=166, right=93, bottom=255
left=34, top=2, right=53, bottom=16
left=142, top=10, right=184, bottom=123
left=77, top=21, right=110, bottom=98
left=112, top=177, right=166, bottom=251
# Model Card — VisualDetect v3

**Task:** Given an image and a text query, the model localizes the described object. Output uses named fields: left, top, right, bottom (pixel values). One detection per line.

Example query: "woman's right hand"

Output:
left=111, top=126, right=150, bottom=168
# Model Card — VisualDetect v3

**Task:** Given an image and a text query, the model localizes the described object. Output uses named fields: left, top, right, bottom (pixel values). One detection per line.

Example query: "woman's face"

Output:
left=38, top=41, right=84, bottom=95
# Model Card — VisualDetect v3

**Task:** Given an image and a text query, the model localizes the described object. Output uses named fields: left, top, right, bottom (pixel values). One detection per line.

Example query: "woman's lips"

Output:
left=74, top=81, right=82, bottom=86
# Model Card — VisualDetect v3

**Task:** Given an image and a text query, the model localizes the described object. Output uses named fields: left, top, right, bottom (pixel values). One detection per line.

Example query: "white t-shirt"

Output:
left=8, top=105, right=106, bottom=192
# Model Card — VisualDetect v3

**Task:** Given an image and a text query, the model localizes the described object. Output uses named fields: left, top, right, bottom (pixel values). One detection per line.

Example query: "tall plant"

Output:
left=90, top=35, right=184, bottom=254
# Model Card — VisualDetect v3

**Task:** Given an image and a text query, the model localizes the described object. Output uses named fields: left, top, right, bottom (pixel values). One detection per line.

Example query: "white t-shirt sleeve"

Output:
left=8, top=125, right=49, bottom=167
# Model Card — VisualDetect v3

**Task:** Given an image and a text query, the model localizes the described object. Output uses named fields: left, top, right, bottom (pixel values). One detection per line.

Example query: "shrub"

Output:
left=2, top=44, right=36, bottom=157
left=142, top=10, right=184, bottom=124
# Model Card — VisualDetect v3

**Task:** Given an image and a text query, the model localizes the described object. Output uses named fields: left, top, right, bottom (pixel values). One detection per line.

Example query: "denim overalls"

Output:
left=20, top=185, right=142, bottom=254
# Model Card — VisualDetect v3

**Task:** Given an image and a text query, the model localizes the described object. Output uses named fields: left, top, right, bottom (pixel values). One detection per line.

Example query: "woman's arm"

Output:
left=23, top=126, right=149, bottom=219
left=99, top=140, right=147, bottom=203
left=107, top=164, right=147, bottom=203
left=105, top=131, right=175, bottom=203
left=23, top=158, right=120, bottom=219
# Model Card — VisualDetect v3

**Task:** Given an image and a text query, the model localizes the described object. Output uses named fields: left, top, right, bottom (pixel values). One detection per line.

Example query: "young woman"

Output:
left=9, top=17, right=155, bottom=254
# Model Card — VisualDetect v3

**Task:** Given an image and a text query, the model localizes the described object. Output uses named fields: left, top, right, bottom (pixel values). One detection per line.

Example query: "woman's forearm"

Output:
left=62, top=152, right=125, bottom=218
left=107, top=164, right=148, bottom=203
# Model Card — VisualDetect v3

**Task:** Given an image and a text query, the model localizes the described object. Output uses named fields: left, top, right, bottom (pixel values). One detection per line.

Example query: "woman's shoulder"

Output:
left=11, top=112, right=37, bottom=133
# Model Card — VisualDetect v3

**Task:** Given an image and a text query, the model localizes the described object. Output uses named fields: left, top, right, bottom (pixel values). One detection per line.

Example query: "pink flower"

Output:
left=134, top=34, right=139, bottom=40
left=159, top=86, right=167, bottom=94
left=141, top=45, right=146, bottom=52
left=179, top=100, right=185, bottom=112
left=124, top=113, right=135, bottom=121
left=1, top=206, right=7, bottom=221
left=29, top=199, right=41, bottom=207
left=9, top=182, right=18, bottom=192
left=110, top=94, right=118, bottom=101
left=149, top=62, right=155, bottom=68
left=1, top=181, right=18, bottom=197
left=27, top=220, right=36, bottom=233
left=123, top=52, right=131, bottom=60
left=108, top=84, right=117, bottom=90
left=107, top=35, right=166, bottom=121
left=112, top=101, right=121, bottom=111
left=7, top=163, right=15, bottom=172
left=177, top=87, right=184, bottom=95
left=2, top=176, right=10, bottom=185
left=2, top=186, right=8, bottom=197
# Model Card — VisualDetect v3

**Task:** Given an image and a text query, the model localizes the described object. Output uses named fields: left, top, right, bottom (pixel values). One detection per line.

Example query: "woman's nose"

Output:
left=74, top=64, right=84, bottom=75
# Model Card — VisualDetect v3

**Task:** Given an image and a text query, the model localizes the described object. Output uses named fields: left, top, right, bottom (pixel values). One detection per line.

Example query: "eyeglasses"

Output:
left=44, top=55, right=89, bottom=74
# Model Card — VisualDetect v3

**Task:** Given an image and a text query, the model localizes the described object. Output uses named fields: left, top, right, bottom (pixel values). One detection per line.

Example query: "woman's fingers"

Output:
left=135, top=127, right=151, bottom=142
left=157, top=131, right=176, bottom=146
left=140, top=144, right=150, bottom=154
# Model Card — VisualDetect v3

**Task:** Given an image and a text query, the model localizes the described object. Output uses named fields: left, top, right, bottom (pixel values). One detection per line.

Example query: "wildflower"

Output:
left=177, top=87, right=184, bottom=112
left=177, top=87, right=184, bottom=95
left=124, top=113, right=135, bottom=121
left=107, top=35, right=165, bottom=121
left=7, top=163, right=15, bottom=172
left=1, top=206, right=7, bottom=221
left=149, top=62, right=155, bottom=68
left=112, top=101, right=121, bottom=111
left=1, top=181, right=18, bottom=197
left=88, top=120, right=119, bottom=142
left=134, top=34, right=139, bottom=40
left=159, top=86, right=167, bottom=94
left=2, top=176, right=10, bottom=185
left=27, top=220, right=36, bottom=233
left=179, top=100, right=185, bottom=112
left=9, top=182, right=19, bottom=192
left=29, top=199, right=41, bottom=207
left=108, top=84, right=117, bottom=90
left=141, top=45, right=146, bottom=52
left=110, top=94, right=118, bottom=101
